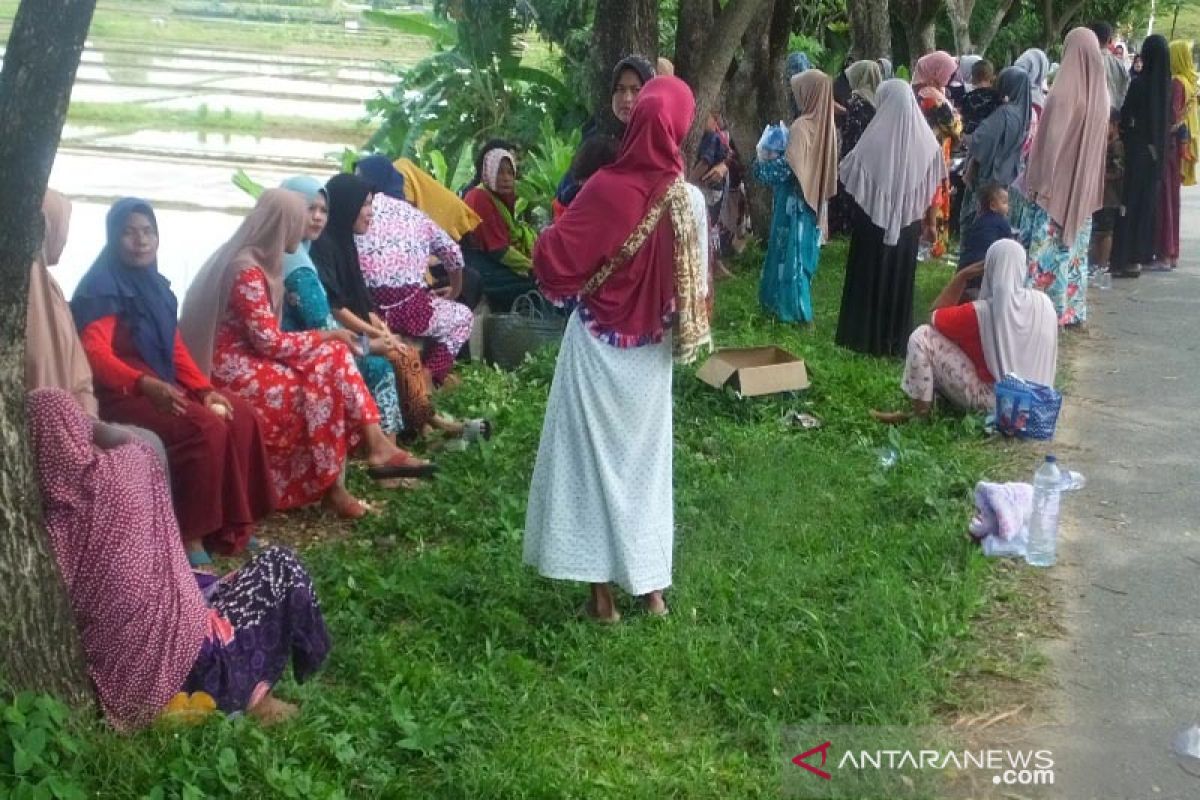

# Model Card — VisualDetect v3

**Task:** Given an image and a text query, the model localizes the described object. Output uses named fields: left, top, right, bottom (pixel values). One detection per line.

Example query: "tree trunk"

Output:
left=590, top=0, right=658, bottom=136
left=674, top=0, right=773, bottom=164
left=894, top=0, right=939, bottom=67
left=846, top=0, right=892, bottom=60
left=975, top=0, right=1017, bottom=56
left=945, top=0, right=976, bottom=55
left=725, top=0, right=794, bottom=237
left=0, top=0, right=96, bottom=703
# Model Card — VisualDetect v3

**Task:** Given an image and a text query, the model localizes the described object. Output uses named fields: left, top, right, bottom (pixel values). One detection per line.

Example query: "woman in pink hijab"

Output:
left=912, top=51, right=963, bottom=257
left=28, top=387, right=331, bottom=730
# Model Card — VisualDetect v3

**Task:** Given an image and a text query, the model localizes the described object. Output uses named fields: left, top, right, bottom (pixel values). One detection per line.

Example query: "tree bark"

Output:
left=846, top=0, right=892, bottom=60
left=726, top=0, right=794, bottom=237
left=590, top=0, right=657, bottom=135
left=944, top=0, right=976, bottom=55
left=0, top=0, right=97, bottom=703
left=894, top=0, right=939, bottom=66
left=975, top=0, right=1017, bottom=56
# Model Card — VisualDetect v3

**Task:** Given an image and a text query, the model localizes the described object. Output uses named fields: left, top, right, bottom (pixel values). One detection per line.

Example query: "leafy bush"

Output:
left=515, top=116, right=580, bottom=228
left=1, top=692, right=87, bottom=800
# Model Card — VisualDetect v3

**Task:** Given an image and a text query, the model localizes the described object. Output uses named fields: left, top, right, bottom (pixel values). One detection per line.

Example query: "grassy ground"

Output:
left=1, top=245, right=1047, bottom=799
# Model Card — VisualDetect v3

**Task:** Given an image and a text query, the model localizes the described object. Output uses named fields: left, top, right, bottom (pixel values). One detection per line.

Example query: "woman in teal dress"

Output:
left=279, top=176, right=402, bottom=435
left=754, top=70, right=838, bottom=324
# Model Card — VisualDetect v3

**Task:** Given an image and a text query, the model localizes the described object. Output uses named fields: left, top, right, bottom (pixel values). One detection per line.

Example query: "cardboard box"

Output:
left=696, top=346, right=810, bottom=397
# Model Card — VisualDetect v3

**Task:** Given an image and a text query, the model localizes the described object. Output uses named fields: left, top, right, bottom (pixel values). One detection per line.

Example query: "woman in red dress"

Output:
left=178, top=190, right=434, bottom=519
left=72, top=198, right=274, bottom=565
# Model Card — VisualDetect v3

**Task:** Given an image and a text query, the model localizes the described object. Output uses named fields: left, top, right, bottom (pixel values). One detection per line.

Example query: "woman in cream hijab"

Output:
left=753, top=70, right=837, bottom=324
left=873, top=239, right=1058, bottom=423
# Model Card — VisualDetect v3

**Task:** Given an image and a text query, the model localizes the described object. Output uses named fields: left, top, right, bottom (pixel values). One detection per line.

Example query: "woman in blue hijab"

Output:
left=71, top=198, right=275, bottom=566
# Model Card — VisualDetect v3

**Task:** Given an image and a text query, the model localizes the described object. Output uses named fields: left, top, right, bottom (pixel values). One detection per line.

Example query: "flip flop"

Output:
left=462, top=418, right=493, bottom=443
left=366, top=452, right=438, bottom=480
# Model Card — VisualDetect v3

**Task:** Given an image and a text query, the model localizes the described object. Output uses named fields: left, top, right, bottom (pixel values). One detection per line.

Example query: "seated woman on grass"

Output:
left=462, top=143, right=540, bottom=311
left=28, top=387, right=330, bottom=730
left=872, top=239, right=1058, bottom=423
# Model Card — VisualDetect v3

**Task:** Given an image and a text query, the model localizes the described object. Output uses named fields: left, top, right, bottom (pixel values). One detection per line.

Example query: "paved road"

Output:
left=1047, top=187, right=1200, bottom=799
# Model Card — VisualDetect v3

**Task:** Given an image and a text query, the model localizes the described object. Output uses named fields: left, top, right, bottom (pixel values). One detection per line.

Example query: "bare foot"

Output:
left=584, top=584, right=620, bottom=624
left=323, top=484, right=373, bottom=519
left=366, top=445, right=432, bottom=471
left=430, top=415, right=465, bottom=438
left=642, top=591, right=669, bottom=617
left=248, top=693, right=298, bottom=726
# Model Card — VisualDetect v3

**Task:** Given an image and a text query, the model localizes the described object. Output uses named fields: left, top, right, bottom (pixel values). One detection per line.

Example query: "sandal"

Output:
left=462, top=418, right=493, bottom=443
left=579, top=600, right=621, bottom=625
left=366, top=452, right=438, bottom=480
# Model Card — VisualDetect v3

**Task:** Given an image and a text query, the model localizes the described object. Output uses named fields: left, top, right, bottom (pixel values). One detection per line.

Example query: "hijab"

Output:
left=355, top=154, right=406, bottom=201
left=534, top=76, right=709, bottom=359
left=309, top=173, right=376, bottom=320
left=974, top=239, right=1058, bottom=386
left=70, top=198, right=178, bottom=384
left=482, top=148, right=517, bottom=197
left=785, top=70, right=839, bottom=238
left=26, top=190, right=98, bottom=417
left=1171, top=40, right=1200, bottom=186
left=970, top=66, right=1033, bottom=187
left=393, top=157, right=481, bottom=240
left=612, top=54, right=655, bottom=92
left=787, top=52, right=812, bottom=116
left=913, top=51, right=958, bottom=90
left=279, top=175, right=327, bottom=279
left=878, top=57, right=895, bottom=80
left=179, top=189, right=307, bottom=375
left=957, top=55, right=983, bottom=91
left=838, top=79, right=947, bottom=245
left=1023, top=27, right=1109, bottom=244
left=28, top=387, right=209, bottom=731
left=1015, top=48, right=1051, bottom=106
left=846, top=60, right=883, bottom=106
left=1122, top=35, right=1171, bottom=180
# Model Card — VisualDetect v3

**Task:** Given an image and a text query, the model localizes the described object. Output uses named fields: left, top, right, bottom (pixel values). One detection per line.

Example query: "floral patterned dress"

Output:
left=212, top=268, right=381, bottom=509
left=917, top=87, right=963, bottom=258
left=753, top=156, right=822, bottom=323
left=1018, top=200, right=1090, bottom=326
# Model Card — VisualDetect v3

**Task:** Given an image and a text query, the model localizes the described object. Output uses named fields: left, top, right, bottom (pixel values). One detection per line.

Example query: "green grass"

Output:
left=64, top=102, right=372, bottom=143
left=2, top=246, right=1041, bottom=799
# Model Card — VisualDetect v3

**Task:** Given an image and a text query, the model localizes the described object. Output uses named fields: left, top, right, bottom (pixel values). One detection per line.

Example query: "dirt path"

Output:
left=1045, top=188, right=1200, bottom=799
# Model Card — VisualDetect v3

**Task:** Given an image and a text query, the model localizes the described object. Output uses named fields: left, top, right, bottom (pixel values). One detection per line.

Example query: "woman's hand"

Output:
left=320, top=328, right=359, bottom=350
left=139, top=375, right=188, bottom=416
left=202, top=391, right=235, bottom=420
left=701, top=162, right=729, bottom=187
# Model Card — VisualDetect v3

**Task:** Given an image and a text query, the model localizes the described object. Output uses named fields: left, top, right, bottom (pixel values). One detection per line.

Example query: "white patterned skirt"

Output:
left=523, top=311, right=674, bottom=596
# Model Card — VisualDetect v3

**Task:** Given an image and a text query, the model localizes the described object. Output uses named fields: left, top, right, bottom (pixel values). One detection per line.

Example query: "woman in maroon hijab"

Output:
left=523, top=76, right=711, bottom=623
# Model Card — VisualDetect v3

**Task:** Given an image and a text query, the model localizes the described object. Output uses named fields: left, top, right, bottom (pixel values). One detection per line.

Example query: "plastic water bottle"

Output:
left=1026, top=455, right=1063, bottom=567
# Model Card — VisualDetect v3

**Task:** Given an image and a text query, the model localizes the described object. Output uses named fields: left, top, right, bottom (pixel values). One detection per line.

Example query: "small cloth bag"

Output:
left=994, top=374, right=1062, bottom=440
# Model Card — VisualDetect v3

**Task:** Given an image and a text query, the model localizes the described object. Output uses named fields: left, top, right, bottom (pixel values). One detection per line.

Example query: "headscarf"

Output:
left=70, top=198, right=178, bottom=384
left=1023, top=28, right=1109, bottom=244
left=393, top=157, right=481, bottom=240
left=309, top=173, right=376, bottom=320
left=26, top=190, right=98, bottom=417
left=1015, top=48, right=1051, bottom=106
left=913, top=51, right=958, bottom=90
left=786, top=71, right=839, bottom=238
left=179, top=189, right=306, bottom=375
left=611, top=54, right=655, bottom=92
left=957, top=55, right=983, bottom=90
left=970, top=67, right=1032, bottom=187
left=534, top=76, right=710, bottom=361
left=1122, top=35, right=1172, bottom=186
left=878, top=58, right=895, bottom=80
left=846, top=60, right=883, bottom=106
left=973, top=239, right=1058, bottom=386
left=656, top=57, right=675, bottom=76
left=27, top=387, right=209, bottom=731
left=839, top=79, right=947, bottom=245
left=787, top=52, right=812, bottom=116
left=482, top=148, right=517, bottom=196
left=355, top=154, right=406, bottom=201
left=1170, top=40, right=1199, bottom=186
left=279, top=175, right=327, bottom=279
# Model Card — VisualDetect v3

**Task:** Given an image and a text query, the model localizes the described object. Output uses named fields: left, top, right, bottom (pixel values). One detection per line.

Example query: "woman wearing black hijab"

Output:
left=1110, top=34, right=1172, bottom=278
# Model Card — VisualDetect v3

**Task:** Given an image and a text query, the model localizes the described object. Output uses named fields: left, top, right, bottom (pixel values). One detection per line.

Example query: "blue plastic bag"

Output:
left=994, top=374, right=1062, bottom=440
left=755, top=122, right=789, bottom=161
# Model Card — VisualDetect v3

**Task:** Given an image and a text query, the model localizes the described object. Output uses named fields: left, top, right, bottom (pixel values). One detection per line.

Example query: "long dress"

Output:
left=1111, top=118, right=1166, bottom=270
left=282, top=264, right=402, bottom=435
left=523, top=312, right=674, bottom=596
left=835, top=198, right=922, bottom=357
left=916, top=88, right=963, bottom=258
left=828, top=94, right=877, bottom=237
left=355, top=194, right=474, bottom=384
left=754, top=156, right=822, bottom=323
left=1018, top=198, right=1091, bottom=325
left=79, top=316, right=274, bottom=555
left=212, top=267, right=381, bottom=509
left=1156, top=80, right=1186, bottom=262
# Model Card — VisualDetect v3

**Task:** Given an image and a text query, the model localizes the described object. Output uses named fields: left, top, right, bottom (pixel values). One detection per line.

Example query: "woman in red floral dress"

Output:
left=180, top=190, right=434, bottom=518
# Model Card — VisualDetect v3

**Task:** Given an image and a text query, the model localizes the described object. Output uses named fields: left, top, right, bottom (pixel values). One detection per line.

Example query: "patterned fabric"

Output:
left=961, top=87, right=1002, bottom=135
left=524, top=312, right=674, bottom=595
left=212, top=268, right=380, bottom=509
left=184, top=547, right=330, bottom=714
left=901, top=325, right=996, bottom=411
left=829, top=94, right=877, bottom=236
left=283, top=266, right=401, bottom=434
left=754, top=156, right=822, bottom=323
left=1018, top=199, right=1090, bottom=326
left=918, top=89, right=962, bottom=258
left=372, top=283, right=471, bottom=385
